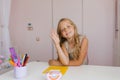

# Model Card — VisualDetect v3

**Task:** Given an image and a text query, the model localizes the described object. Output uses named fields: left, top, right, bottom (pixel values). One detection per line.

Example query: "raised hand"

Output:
left=50, top=29, right=60, bottom=46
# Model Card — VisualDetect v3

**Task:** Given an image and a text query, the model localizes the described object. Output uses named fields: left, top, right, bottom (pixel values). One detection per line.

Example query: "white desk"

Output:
left=0, top=61, right=120, bottom=80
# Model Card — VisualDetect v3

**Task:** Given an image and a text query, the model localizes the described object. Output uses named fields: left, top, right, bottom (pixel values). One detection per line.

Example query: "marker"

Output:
left=9, top=47, right=18, bottom=64
left=23, top=56, right=30, bottom=66
left=22, top=54, right=27, bottom=66
left=17, top=56, right=21, bottom=67
left=9, top=59, right=17, bottom=67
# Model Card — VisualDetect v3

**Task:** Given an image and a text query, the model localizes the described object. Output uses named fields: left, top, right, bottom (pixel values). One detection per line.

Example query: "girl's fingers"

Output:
left=51, top=32, right=57, bottom=41
left=51, top=29, right=58, bottom=37
left=50, top=29, right=60, bottom=45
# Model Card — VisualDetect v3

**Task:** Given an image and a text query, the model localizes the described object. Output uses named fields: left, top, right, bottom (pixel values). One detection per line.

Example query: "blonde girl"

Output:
left=49, top=18, right=88, bottom=66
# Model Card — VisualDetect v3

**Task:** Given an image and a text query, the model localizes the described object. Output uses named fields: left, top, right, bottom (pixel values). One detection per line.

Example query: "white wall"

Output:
left=9, top=0, right=53, bottom=61
left=83, top=0, right=114, bottom=66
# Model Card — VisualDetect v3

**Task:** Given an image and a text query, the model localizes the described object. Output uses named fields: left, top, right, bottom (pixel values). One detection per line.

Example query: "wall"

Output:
left=83, top=0, right=114, bottom=66
left=9, top=0, right=53, bottom=61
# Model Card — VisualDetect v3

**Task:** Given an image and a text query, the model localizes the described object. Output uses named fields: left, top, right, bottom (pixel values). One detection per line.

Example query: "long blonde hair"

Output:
left=57, top=18, right=81, bottom=60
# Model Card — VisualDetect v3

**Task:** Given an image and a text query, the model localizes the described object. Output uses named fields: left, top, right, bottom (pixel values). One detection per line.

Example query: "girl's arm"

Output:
left=68, top=37, right=88, bottom=66
left=49, top=37, right=88, bottom=66
left=50, top=30, right=69, bottom=65
left=55, top=44, right=69, bottom=65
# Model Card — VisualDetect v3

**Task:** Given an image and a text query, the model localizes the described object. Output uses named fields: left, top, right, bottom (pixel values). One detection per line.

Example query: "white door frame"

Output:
left=114, top=0, right=120, bottom=66
left=117, top=0, right=120, bottom=66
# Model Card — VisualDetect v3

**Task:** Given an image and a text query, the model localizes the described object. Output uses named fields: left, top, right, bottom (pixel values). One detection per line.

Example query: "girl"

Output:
left=49, top=18, right=88, bottom=66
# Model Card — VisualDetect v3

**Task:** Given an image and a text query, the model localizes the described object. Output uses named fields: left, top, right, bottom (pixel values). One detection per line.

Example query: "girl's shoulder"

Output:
left=79, top=34, right=87, bottom=38
left=79, top=34, right=88, bottom=46
left=79, top=34, right=86, bottom=42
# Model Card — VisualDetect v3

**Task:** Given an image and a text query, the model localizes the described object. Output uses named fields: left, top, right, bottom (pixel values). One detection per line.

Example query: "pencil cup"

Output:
left=14, top=66, right=27, bottom=78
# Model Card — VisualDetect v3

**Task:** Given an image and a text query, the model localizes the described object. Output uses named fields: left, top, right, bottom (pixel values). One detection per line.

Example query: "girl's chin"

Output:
left=66, top=36, right=73, bottom=39
left=63, top=35, right=73, bottom=39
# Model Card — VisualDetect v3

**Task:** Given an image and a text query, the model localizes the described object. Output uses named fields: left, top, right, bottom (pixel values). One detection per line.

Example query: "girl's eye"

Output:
left=61, top=26, right=71, bottom=32
left=61, top=28, right=65, bottom=32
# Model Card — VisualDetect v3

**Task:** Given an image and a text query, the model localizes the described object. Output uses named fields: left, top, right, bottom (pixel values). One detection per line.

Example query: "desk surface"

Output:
left=0, top=61, right=120, bottom=80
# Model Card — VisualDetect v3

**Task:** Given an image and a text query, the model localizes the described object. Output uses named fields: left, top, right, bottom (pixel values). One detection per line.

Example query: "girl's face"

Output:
left=60, top=20, right=75, bottom=39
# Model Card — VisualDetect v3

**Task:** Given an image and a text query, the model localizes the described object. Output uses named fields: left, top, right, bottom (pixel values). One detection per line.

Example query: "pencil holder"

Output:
left=14, top=66, right=27, bottom=78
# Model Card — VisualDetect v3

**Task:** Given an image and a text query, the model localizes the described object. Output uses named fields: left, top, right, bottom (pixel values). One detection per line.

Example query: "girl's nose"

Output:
left=64, top=27, right=67, bottom=30
left=64, top=27, right=68, bottom=31
left=61, top=26, right=69, bottom=32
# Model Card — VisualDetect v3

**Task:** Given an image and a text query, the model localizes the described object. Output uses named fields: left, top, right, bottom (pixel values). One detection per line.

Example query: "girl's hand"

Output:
left=50, top=30, right=60, bottom=46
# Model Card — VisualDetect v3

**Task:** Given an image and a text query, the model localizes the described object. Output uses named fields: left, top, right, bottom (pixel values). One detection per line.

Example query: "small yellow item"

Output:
left=43, top=66, right=68, bottom=75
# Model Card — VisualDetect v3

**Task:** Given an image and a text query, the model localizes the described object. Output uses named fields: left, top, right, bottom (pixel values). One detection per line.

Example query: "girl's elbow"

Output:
left=62, top=60, right=69, bottom=66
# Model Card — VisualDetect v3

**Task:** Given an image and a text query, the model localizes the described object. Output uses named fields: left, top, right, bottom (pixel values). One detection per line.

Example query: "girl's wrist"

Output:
left=55, top=44, right=60, bottom=48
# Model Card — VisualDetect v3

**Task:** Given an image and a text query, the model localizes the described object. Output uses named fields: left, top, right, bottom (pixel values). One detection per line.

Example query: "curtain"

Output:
left=1, top=0, right=11, bottom=58
left=0, top=0, right=2, bottom=54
